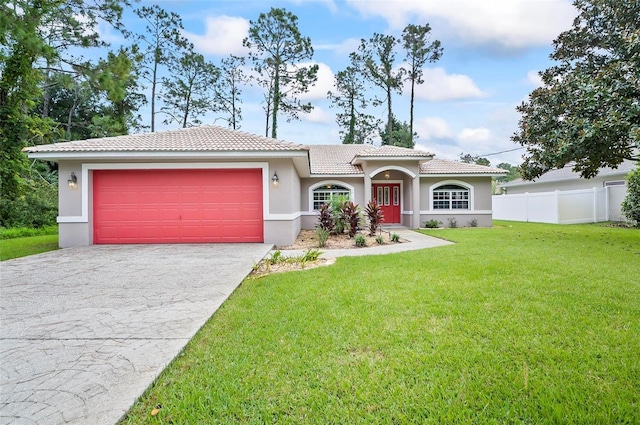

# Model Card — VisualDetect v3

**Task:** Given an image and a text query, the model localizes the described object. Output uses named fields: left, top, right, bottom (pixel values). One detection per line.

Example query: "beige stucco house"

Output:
left=25, top=126, right=506, bottom=247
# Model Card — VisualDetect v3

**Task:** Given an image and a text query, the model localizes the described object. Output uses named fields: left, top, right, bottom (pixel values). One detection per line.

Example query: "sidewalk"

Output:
left=273, top=227, right=453, bottom=259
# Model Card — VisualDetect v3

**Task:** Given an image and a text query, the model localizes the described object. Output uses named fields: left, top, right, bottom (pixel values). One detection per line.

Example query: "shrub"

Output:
left=447, top=217, right=457, bottom=228
left=340, top=201, right=361, bottom=238
left=330, top=198, right=347, bottom=235
left=423, top=219, right=440, bottom=228
left=391, top=233, right=400, bottom=242
left=354, top=234, right=366, bottom=247
left=317, top=203, right=335, bottom=233
left=469, top=218, right=478, bottom=227
left=301, top=249, right=321, bottom=262
left=621, top=167, right=640, bottom=227
left=375, top=235, right=384, bottom=244
left=365, top=200, right=384, bottom=236
left=315, top=226, right=329, bottom=248
left=266, top=250, right=282, bottom=265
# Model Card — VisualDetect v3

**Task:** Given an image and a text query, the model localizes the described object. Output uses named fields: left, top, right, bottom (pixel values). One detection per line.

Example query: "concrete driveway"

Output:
left=0, top=243, right=272, bottom=425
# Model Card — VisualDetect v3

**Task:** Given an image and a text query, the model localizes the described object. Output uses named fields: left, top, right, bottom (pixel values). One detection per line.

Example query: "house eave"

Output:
left=27, top=150, right=312, bottom=177
left=421, top=172, right=506, bottom=178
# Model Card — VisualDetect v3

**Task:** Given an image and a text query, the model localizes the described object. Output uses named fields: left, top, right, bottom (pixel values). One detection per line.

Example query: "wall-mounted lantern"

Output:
left=271, top=171, right=279, bottom=187
left=68, top=172, right=78, bottom=189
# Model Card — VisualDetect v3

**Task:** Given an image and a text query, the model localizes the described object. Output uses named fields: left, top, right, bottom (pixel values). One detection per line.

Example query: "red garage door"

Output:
left=93, top=169, right=263, bottom=243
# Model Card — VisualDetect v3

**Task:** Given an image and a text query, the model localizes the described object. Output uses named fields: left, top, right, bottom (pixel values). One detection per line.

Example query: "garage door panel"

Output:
left=94, top=169, right=263, bottom=243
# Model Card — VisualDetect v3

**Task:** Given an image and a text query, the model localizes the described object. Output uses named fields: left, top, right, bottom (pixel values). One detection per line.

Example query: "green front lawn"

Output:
left=0, top=234, right=59, bottom=261
left=122, top=222, right=640, bottom=424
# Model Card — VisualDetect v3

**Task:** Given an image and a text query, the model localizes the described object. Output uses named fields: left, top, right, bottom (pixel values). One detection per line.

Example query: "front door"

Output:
left=372, top=183, right=401, bottom=224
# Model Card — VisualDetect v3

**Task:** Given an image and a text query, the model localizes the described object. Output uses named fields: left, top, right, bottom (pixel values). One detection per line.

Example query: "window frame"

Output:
left=309, top=181, right=355, bottom=211
left=429, top=180, right=474, bottom=211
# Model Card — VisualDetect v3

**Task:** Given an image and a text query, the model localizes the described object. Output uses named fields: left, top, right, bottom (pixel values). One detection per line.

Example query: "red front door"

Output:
left=372, top=183, right=401, bottom=224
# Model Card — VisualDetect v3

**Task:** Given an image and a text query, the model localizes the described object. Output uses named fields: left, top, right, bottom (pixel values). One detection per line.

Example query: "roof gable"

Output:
left=23, top=126, right=308, bottom=154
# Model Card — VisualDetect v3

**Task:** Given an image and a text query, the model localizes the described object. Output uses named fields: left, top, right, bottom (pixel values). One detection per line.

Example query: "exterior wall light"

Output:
left=384, top=170, right=390, bottom=179
left=68, top=172, right=78, bottom=189
left=271, top=171, right=279, bottom=187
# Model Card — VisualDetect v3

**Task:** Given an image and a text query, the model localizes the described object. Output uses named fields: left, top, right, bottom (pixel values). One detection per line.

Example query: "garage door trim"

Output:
left=62, top=162, right=270, bottom=225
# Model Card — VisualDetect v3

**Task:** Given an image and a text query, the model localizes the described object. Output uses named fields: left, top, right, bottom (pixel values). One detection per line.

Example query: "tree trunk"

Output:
left=151, top=55, right=158, bottom=132
left=271, top=65, right=280, bottom=139
left=409, top=77, right=415, bottom=146
left=386, top=88, right=393, bottom=146
left=348, top=93, right=356, bottom=144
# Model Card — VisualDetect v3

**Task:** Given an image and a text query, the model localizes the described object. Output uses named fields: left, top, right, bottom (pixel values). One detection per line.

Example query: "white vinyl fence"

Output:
left=492, top=186, right=627, bottom=224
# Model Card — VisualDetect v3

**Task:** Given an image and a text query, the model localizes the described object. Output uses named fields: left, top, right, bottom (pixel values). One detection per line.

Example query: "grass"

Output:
left=0, top=234, right=59, bottom=260
left=122, top=221, right=640, bottom=424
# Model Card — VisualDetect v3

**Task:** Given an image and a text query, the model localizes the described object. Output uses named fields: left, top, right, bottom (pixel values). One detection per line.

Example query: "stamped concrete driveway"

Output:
left=0, top=243, right=272, bottom=425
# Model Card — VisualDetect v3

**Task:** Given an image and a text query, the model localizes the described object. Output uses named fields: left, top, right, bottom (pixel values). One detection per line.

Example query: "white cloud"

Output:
left=302, top=106, right=332, bottom=124
left=458, top=127, right=491, bottom=144
left=414, top=117, right=455, bottom=140
left=289, top=0, right=338, bottom=13
left=411, top=67, right=484, bottom=101
left=346, top=0, right=576, bottom=50
left=184, top=15, right=249, bottom=56
left=527, top=70, right=544, bottom=88
left=296, top=62, right=335, bottom=101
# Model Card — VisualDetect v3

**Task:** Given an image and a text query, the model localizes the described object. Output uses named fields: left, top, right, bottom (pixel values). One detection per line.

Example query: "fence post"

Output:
left=592, top=187, right=597, bottom=223
left=605, top=186, right=610, bottom=221
left=555, top=190, right=560, bottom=224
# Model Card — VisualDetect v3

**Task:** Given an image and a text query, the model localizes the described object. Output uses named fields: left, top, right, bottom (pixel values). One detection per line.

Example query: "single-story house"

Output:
left=498, top=160, right=637, bottom=194
left=495, top=160, right=637, bottom=223
left=24, top=126, right=506, bottom=247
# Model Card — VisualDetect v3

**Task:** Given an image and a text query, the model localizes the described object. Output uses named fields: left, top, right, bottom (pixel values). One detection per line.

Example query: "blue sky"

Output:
left=113, top=0, right=578, bottom=166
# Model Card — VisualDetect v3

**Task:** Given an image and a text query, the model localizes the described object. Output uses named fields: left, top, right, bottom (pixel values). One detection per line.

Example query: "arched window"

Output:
left=433, top=184, right=469, bottom=210
left=312, top=184, right=351, bottom=210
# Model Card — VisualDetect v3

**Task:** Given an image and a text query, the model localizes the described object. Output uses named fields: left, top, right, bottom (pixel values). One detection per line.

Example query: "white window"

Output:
left=312, top=184, right=350, bottom=210
left=433, top=184, right=469, bottom=210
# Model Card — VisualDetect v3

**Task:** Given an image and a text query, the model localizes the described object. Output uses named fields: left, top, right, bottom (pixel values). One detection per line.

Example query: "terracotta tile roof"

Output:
left=420, top=159, right=507, bottom=175
left=309, top=145, right=365, bottom=174
left=23, top=125, right=307, bottom=153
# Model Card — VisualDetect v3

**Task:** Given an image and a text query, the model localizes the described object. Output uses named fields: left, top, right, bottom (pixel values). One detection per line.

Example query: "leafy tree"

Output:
left=380, top=115, right=416, bottom=148
left=88, top=47, right=146, bottom=137
left=459, top=153, right=490, bottom=166
left=37, top=0, right=129, bottom=119
left=1, top=0, right=129, bottom=226
left=161, top=49, right=220, bottom=128
left=496, top=162, right=521, bottom=182
left=243, top=7, right=318, bottom=138
left=401, top=23, right=443, bottom=145
left=621, top=167, right=640, bottom=226
left=353, top=33, right=404, bottom=146
left=133, top=5, right=189, bottom=132
left=1, top=1, right=59, bottom=226
left=214, top=55, right=249, bottom=130
left=328, top=65, right=380, bottom=144
left=512, top=0, right=640, bottom=180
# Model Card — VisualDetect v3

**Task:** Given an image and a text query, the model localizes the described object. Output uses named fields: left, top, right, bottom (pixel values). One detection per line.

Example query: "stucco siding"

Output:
left=58, top=161, right=84, bottom=217
left=264, top=216, right=301, bottom=246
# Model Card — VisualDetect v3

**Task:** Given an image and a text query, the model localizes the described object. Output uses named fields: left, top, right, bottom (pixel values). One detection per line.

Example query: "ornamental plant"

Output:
left=340, top=201, right=361, bottom=238
left=621, top=167, right=640, bottom=227
left=317, top=203, right=334, bottom=233
left=365, top=200, right=384, bottom=236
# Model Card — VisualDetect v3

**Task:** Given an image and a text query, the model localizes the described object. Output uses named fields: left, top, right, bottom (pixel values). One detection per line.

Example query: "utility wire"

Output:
left=480, top=147, right=525, bottom=157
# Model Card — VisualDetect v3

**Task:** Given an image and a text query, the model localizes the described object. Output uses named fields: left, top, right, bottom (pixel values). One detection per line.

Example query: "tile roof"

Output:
left=354, top=145, right=434, bottom=159
left=23, top=125, right=307, bottom=153
left=420, top=159, right=508, bottom=175
left=500, top=159, right=637, bottom=187
left=308, top=145, right=365, bottom=174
